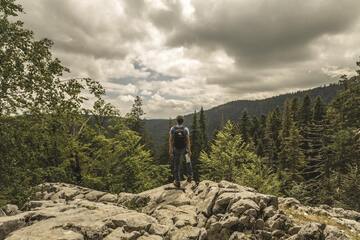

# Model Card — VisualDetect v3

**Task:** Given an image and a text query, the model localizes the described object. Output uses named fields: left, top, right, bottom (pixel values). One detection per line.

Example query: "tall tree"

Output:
left=280, top=100, right=292, bottom=141
left=191, top=111, right=201, bottom=183
left=256, top=114, right=267, bottom=157
left=290, top=98, right=299, bottom=124
left=299, top=95, right=313, bottom=126
left=313, top=96, right=326, bottom=122
left=200, top=121, right=280, bottom=194
left=239, top=109, right=251, bottom=143
left=263, top=107, right=282, bottom=168
left=126, top=96, right=145, bottom=134
left=250, top=116, right=260, bottom=146
left=199, top=107, right=208, bottom=151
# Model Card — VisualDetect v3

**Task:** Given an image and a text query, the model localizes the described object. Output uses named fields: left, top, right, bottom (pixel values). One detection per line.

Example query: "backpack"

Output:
left=173, top=126, right=187, bottom=149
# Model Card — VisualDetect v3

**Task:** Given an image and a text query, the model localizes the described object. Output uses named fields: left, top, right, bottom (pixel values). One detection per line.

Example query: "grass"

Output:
left=282, top=207, right=360, bottom=240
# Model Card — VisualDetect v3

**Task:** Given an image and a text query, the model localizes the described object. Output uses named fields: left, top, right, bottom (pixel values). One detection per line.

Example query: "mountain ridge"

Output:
left=145, top=83, right=342, bottom=152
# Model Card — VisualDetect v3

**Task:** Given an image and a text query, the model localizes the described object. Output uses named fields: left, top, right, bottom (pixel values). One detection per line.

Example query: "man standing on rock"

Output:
left=169, top=115, right=193, bottom=187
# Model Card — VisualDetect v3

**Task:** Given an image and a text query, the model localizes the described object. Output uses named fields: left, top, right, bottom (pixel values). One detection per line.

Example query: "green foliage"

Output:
left=200, top=121, right=281, bottom=195
left=0, top=1, right=167, bottom=207
left=199, top=107, right=208, bottom=151
left=126, top=96, right=145, bottom=133
left=263, top=107, right=282, bottom=168
left=238, top=109, right=250, bottom=143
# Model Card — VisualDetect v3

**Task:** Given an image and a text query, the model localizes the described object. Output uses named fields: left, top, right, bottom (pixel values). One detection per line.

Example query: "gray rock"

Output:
left=2, top=205, right=20, bottom=216
left=244, top=208, right=257, bottom=218
left=196, top=213, right=207, bottom=228
left=84, top=190, right=106, bottom=202
left=168, top=226, right=204, bottom=240
left=110, top=212, right=157, bottom=231
left=272, top=229, right=285, bottom=238
left=229, top=231, right=252, bottom=240
left=255, top=218, right=265, bottom=230
left=0, top=209, right=6, bottom=217
left=0, top=212, right=28, bottom=239
left=220, top=216, right=239, bottom=229
left=104, top=227, right=140, bottom=240
left=323, top=225, right=349, bottom=240
left=138, top=234, right=163, bottom=240
left=297, top=222, right=325, bottom=240
left=230, top=199, right=259, bottom=216
left=98, top=193, right=118, bottom=203
left=148, top=223, right=169, bottom=236
left=288, top=225, right=301, bottom=235
left=263, top=205, right=276, bottom=219
left=266, top=214, right=292, bottom=231
left=255, top=230, right=272, bottom=240
left=1, top=181, right=359, bottom=240
left=279, top=197, right=300, bottom=208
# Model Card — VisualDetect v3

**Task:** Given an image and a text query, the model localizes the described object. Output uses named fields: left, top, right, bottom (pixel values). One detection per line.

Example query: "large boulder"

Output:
left=0, top=181, right=359, bottom=240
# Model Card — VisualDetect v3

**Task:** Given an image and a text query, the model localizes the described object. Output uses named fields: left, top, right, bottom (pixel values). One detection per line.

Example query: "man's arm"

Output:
left=169, top=131, right=173, bottom=157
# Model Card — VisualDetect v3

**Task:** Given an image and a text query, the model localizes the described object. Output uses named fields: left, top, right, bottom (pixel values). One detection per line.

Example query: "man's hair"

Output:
left=176, top=115, right=184, bottom=124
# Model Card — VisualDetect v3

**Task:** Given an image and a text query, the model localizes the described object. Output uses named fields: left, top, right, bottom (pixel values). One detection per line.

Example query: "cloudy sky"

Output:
left=18, top=0, right=360, bottom=118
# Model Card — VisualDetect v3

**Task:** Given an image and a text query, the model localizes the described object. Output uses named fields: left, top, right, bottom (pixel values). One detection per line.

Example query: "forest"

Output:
left=1, top=0, right=359, bottom=213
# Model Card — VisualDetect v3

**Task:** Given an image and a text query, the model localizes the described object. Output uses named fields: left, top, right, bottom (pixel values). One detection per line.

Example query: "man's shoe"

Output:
left=173, top=180, right=180, bottom=188
left=187, top=176, right=192, bottom=183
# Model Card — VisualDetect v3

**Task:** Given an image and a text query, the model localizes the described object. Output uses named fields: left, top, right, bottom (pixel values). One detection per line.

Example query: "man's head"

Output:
left=176, top=115, right=184, bottom=125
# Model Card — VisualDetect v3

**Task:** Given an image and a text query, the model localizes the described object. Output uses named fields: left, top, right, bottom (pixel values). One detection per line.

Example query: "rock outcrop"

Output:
left=0, top=181, right=359, bottom=240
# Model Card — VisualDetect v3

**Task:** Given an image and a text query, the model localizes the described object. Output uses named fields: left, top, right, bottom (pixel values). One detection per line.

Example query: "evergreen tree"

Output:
left=290, top=97, right=299, bottom=124
left=256, top=114, right=267, bottom=157
left=298, top=95, right=313, bottom=162
left=126, top=96, right=145, bottom=133
left=239, top=109, right=251, bottom=143
left=280, top=100, right=292, bottom=141
left=191, top=111, right=201, bottom=182
left=278, top=123, right=305, bottom=194
left=250, top=116, right=260, bottom=147
left=313, top=96, right=326, bottom=122
left=199, top=107, right=208, bottom=151
left=200, top=121, right=280, bottom=194
left=299, top=95, right=313, bottom=126
left=263, top=107, right=282, bottom=168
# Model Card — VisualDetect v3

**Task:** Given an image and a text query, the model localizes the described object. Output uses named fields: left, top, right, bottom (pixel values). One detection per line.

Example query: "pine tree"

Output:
left=239, top=109, right=251, bottom=143
left=191, top=111, right=201, bottom=182
left=313, top=96, right=326, bottom=122
left=200, top=121, right=280, bottom=194
left=199, top=107, right=208, bottom=151
left=298, top=95, right=313, bottom=163
left=278, top=123, right=305, bottom=194
left=280, top=100, right=292, bottom=141
left=256, top=114, right=267, bottom=157
left=263, top=107, right=282, bottom=168
left=126, top=96, right=145, bottom=134
left=250, top=116, right=260, bottom=147
left=290, top=97, right=299, bottom=124
left=299, top=95, right=312, bottom=126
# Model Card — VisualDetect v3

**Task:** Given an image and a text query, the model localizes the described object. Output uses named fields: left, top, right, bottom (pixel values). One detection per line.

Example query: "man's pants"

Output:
left=173, top=148, right=193, bottom=183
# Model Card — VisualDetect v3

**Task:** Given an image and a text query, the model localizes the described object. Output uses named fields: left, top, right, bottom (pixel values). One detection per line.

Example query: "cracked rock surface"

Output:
left=0, top=181, right=359, bottom=240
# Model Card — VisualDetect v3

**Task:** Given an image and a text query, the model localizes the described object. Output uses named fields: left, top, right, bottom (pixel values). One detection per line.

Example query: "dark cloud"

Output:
left=152, top=0, right=360, bottom=67
left=208, top=67, right=331, bottom=95
left=19, top=0, right=148, bottom=59
left=15, top=0, right=360, bottom=117
left=110, top=60, right=179, bottom=85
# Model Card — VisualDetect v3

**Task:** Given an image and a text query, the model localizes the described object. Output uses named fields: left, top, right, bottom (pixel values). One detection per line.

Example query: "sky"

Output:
left=18, top=0, right=360, bottom=118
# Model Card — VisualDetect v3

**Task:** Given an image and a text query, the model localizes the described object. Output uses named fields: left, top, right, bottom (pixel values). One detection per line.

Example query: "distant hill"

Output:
left=145, top=83, right=342, bottom=153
